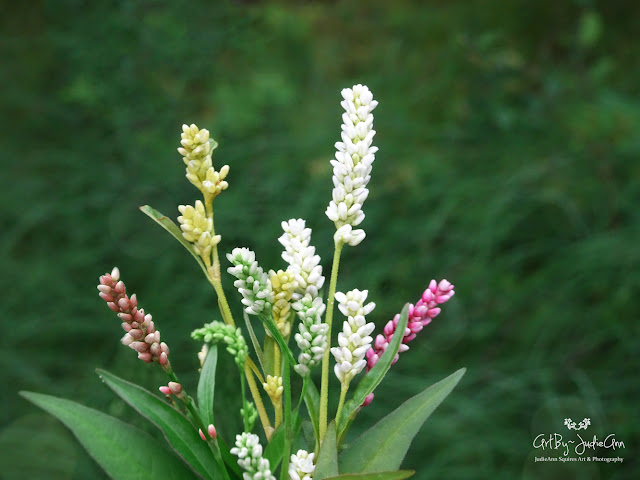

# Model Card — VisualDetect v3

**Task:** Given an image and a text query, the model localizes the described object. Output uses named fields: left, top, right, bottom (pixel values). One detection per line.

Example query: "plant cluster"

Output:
left=22, top=85, right=464, bottom=480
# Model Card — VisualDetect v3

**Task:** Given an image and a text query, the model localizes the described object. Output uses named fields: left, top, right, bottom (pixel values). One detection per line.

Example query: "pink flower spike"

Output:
left=199, top=429, right=207, bottom=441
left=362, top=279, right=455, bottom=406
left=208, top=424, right=217, bottom=439
left=159, top=386, right=171, bottom=396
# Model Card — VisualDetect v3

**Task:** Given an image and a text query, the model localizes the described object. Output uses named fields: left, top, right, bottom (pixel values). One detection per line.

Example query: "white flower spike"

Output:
left=331, top=289, right=376, bottom=384
left=326, top=85, right=378, bottom=247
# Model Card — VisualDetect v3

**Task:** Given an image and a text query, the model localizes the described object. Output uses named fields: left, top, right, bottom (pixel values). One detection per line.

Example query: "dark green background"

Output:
left=1, top=1, right=638, bottom=478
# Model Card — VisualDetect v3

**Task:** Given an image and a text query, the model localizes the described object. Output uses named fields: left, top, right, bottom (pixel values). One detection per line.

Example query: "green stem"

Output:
left=318, top=241, right=344, bottom=444
left=244, top=363, right=273, bottom=439
left=335, top=382, right=349, bottom=426
left=168, top=370, right=230, bottom=480
left=240, top=370, right=250, bottom=431
left=280, top=359, right=292, bottom=480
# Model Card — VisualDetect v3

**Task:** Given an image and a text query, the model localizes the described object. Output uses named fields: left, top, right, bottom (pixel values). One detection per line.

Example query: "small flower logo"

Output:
left=564, top=418, right=591, bottom=431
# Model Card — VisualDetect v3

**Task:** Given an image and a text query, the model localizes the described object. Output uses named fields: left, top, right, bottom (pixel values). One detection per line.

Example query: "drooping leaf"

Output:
left=338, top=368, right=466, bottom=473
left=314, top=421, right=339, bottom=480
left=97, top=369, right=224, bottom=480
left=20, top=391, right=196, bottom=480
left=337, top=304, right=410, bottom=437
left=139, top=205, right=210, bottom=279
left=197, top=344, right=218, bottom=428
left=325, top=471, right=415, bottom=480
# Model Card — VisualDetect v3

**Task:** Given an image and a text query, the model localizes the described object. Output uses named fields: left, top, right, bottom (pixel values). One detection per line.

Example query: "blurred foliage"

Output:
left=1, top=0, right=639, bottom=478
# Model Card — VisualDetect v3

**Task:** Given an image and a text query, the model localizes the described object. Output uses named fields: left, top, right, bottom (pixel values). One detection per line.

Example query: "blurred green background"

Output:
left=1, top=0, right=638, bottom=478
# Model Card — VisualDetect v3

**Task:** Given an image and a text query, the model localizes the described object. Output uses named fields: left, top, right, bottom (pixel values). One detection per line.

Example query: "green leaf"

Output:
left=314, top=421, right=339, bottom=480
left=219, top=437, right=243, bottom=479
left=97, top=369, right=223, bottom=480
left=263, top=424, right=285, bottom=470
left=197, top=344, right=218, bottom=428
left=303, top=378, right=320, bottom=446
left=20, top=391, right=196, bottom=480
left=260, top=315, right=296, bottom=366
left=139, top=205, right=210, bottom=279
left=325, top=471, right=415, bottom=480
left=338, top=368, right=466, bottom=473
left=337, top=304, right=410, bottom=436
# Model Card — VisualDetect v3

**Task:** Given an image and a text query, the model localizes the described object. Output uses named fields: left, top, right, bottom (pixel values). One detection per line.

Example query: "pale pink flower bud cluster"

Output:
left=199, top=424, right=217, bottom=441
left=362, top=280, right=454, bottom=406
left=158, top=382, right=183, bottom=397
left=97, top=267, right=170, bottom=366
left=326, top=85, right=378, bottom=247
left=331, top=289, right=376, bottom=384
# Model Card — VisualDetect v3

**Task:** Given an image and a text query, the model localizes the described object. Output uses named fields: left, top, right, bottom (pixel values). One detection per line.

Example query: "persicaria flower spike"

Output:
left=278, top=219, right=325, bottom=299
left=269, top=269, right=298, bottom=336
left=289, top=450, right=315, bottom=480
left=262, top=375, right=283, bottom=403
left=331, top=289, right=376, bottom=384
left=326, top=84, right=378, bottom=247
left=191, top=321, right=249, bottom=369
left=293, top=294, right=328, bottom=376
left=366, top=279, right=455, bottom=371
left=227, top=248, right=274, bottom=316
left=178, top=124, right=229, bottom=198
left=362, top=280, right=454, bottom=406
left=230, top=432, right=275, bottom=480
left=177, top=200, right=220, bottom=257
left=97, top=267, right=170, bottom=367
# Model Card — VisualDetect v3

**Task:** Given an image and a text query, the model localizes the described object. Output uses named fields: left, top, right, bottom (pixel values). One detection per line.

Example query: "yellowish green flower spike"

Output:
left=191, top=321, right=248, bottom=369
left=202, top=164, right=230, bottom=198
left=269, top=269, right=298, bottom=336
left=177, top=200, right=220, bottom=258
left=262, top=375, right=283, bottom=403
left=177, top=123, right=229, bottom=198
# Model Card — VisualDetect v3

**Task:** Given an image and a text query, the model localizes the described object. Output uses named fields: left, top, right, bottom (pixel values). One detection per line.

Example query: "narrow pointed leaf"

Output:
left=97, top=369, right=223, bottom=480
left=337, top=304, right=410, bottom=436
left=197, top=344, right=218, bottom=428
left=303, top=378, right=320, bottom=446
left=20, top=391, right=196, bottom=480
left=264, top=424, right=285, bottom=469
left=219, top=437, right=243, bottom=479
left=140, top=205, right=209, bottom=279
left=325, top=471, right=415, bottom=480
left=314, top=421, right=339, bottom=480
left=260, top=315, right=296, bottom=366
left=338, top=368, right=465, bottom=473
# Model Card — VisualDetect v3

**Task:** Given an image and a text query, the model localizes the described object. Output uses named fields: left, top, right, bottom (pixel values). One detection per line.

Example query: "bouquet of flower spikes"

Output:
left=22, top=84, right=465, bottom=480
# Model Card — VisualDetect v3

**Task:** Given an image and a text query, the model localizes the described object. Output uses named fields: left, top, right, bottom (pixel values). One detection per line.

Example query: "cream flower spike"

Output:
left=177, top=123, right=229, bottom=198
left=326, top=85, right=378, bottom=247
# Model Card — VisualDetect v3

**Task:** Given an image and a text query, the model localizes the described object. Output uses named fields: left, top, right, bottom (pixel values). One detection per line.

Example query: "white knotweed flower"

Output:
left=177, top=123, right=229, bottom=198
left=230, top=432, right=275, bottom=480
left=331, top=289, right=376, bottom=384
left=293, top=294, right=328, bottom=376
left=177, top=200, right=221, bottom=257
left=326, top=85, right=378, bottom=247
left=289, top=450, right=315, bottom=480
left=227, top=248, right=274, bottom=316
left=278, top=219, right=325, bottom=300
